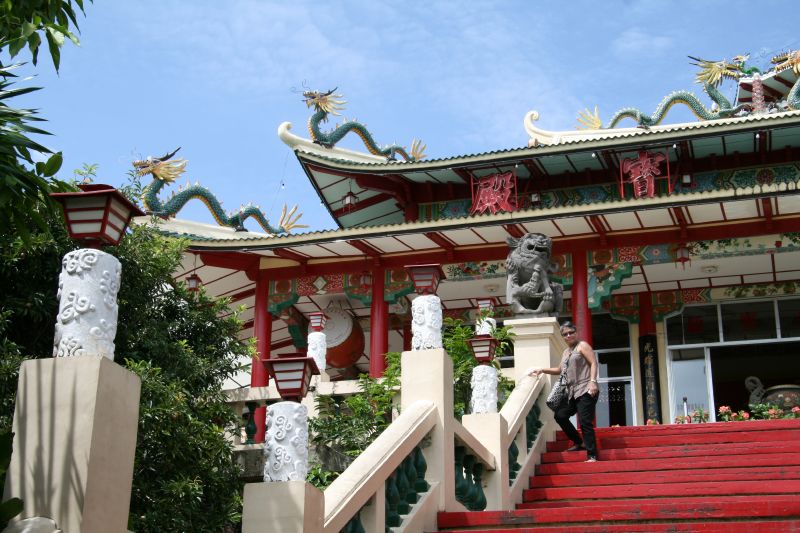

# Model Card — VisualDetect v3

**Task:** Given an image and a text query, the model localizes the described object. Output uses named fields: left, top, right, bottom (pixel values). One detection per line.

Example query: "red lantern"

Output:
left=51, top=184, right=144, bottom=247
left=263, top=353, right=320, bottom=401
left=186, top=273, right=202, bottom=292
left=308, top=311, right=328, bottom=332
left=468, top=335, right=499, bottom=364
left=675, top=244, right=691, bottom=269
left=476, top=298, right=496, bottom=312
left=405, top=264, right=445, bottom=295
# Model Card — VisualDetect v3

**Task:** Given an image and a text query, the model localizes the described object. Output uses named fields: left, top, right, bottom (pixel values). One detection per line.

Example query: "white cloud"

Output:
left=611, top=28, right=673, bottom=57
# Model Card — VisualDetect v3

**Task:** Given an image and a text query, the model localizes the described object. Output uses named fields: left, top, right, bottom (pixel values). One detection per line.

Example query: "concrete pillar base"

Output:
left=3, top=356, right=140, bottom=533
left=242, top=481, right=323, bottom=533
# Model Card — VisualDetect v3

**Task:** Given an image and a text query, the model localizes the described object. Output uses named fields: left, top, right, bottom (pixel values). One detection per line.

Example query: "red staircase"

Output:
left=436, top=419, right=800, bottom=532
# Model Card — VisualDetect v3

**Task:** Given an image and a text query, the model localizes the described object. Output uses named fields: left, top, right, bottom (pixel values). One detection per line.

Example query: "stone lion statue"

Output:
left=506, top=233, right=563, bottom=317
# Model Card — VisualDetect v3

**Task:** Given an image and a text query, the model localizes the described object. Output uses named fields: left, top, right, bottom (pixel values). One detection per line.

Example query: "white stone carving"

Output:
left=263, top=401, right=309, bottom=482
left=53, top=249, right=121, bottom=361
left=470, top=365, right=498, bottom=414
left=411, top=294, right=443, bottom=350
left=1, top=517, right=61, bottom=533
left=476, top=316, right=496, bottom=336
left=307, top=331, right=327, bottom=372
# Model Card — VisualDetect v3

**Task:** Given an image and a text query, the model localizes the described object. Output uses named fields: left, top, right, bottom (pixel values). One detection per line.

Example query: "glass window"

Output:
left=669, top=348, right=710, bottom=421
left=591, top=314, right=630, bottom=350
left=666, top=305, right=719, bottom=345
left=597, top=350, right=632, bottom=379
left=778, top=299, right=800, bottom=339
left=721, top=301, right=776, bottom=341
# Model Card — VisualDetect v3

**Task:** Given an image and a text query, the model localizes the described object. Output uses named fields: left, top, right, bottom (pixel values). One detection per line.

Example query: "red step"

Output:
left=434, top=519, right=800, bottom=532
left=548, top=426, right=800, bottom=451
left=554, top=418, right=800, bottom=440
left=537, top=449, right=800, bottom=475
left=437, top=494, right=800, bottom=529
left=435, top=420, right=800, bottom=532
left=524, top=479, right=800, bottom=501
left=541, top=439, right=800, bottom=463
left=531, top=465, right=800, bottom=488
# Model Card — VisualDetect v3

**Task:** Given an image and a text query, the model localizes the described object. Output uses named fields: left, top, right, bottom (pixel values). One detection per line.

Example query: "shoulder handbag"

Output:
left=545, top=351, right=571, bottom=411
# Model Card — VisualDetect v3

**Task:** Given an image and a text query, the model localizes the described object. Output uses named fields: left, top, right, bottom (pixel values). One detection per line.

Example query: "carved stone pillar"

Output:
left=411, top=295, right=443, bottom=350
left=53, top=249, right=121, bottom=360
left=263, top=402, right=309, bottom=482
left=307, top=331, right=327, bottom=372
left=470, top=365, right=498, bottom=414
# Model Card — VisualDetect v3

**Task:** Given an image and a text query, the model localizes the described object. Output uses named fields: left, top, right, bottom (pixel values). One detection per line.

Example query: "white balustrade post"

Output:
left=401, top=348, right=455, bottom=510
left=470, top=365, right=498, bottom=414
left=263, top=401, right=310, bottom=482
left=411, top=295, right=443, bottom=350
left=461, top=413, right=509, bottom=510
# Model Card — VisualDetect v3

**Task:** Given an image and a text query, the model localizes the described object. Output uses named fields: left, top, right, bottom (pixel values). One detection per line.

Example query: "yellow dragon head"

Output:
left=133, top=147, right=187, bottom=183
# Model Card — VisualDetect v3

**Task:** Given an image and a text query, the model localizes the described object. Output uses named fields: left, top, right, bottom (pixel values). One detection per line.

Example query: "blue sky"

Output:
left=13, top=0, right=800, bottom=231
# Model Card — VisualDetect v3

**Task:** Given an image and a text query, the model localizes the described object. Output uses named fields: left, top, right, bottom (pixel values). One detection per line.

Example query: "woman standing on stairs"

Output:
left=528, top=321, right=600, bottom=462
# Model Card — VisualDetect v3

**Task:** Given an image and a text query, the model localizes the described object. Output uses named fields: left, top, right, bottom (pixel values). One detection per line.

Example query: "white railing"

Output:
left=241, top=317, right=565, bottom=532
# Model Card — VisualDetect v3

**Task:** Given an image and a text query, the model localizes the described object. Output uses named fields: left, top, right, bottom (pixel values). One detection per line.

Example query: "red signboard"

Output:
left=470, top=171, right=518, bottom=215
left=619, top=150, right=672, bottom=199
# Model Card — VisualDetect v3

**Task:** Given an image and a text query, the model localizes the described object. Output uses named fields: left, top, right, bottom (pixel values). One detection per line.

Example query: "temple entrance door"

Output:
left=595, top=349, right=635, bottom=427
left=668, top=347, right=712, bottom=422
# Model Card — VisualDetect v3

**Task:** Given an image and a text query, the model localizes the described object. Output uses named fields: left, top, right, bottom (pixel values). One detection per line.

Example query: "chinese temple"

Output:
left=140, top=51, right=800, bottom=440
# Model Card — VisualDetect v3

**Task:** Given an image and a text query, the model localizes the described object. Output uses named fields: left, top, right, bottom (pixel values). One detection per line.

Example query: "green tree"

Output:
left=0, top=206, right=249, bottom=532
left=0, top=0, right=88, bottom=241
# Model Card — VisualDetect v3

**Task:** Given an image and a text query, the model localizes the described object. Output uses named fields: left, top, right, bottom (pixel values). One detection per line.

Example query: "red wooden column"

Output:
left=638, top=291, right=655, bottom=336
left=369, top=266, right=388, bottom=377
left=252, top=274, right=272, bottom=443
left=571, top=250, right=593, bottom=345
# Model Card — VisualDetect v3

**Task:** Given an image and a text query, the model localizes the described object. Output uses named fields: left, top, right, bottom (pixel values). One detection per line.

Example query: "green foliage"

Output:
left=308, top=352, right=401, bottom=488
left=443, top=314, right=515, bottom=418
left=306, top=462, right=340, bottom=491
left=0, top=203, right=249, bottom=532
left=1, top=0, right=88, bottom=71
left=0, top=63, right=72, bottom=243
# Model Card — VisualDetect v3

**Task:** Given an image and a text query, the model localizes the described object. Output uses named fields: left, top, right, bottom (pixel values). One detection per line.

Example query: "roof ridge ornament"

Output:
left=525, top=49, right=800, bottom=146
left=298, top=87, right=426, bottom=162
left=135, top=148, right=307, bottom=234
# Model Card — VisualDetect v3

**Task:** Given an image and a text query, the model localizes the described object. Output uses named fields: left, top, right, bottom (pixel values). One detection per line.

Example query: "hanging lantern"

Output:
left=359, top=271, right=372, bottom=289
left=467, top=335, right=499, bottom=364
left=342, top=191, right=358, bottom=212
left=263, top=353, right=320, bottom=401
left=51, top=184, right=144, bottom=246
left=405, top=264, right=445, bottom=295
left=675, top=243, right=691, bottom=269
left=308, top=311, right=328, bottom=332
left=186, top=273, right=202, bottom=292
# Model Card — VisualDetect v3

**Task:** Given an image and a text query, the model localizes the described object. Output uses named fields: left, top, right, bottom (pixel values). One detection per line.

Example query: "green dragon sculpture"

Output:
left=578, top=50, right=800, bottom=130
left=303, top=88, right=426, bottom=161
left=136, top=148, right=306, bottom=234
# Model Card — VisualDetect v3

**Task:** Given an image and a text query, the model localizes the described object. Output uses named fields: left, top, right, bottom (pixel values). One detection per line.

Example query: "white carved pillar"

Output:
left=411, top=294, right=443, bottom=350
left=470, top=365, right=498, bottom=414
left=307, top=331, right=327, bottom=373
left=476, top=316, right=496, bottom=335
left=52, top=248, right=121, bottom=361
left=263, top=401, right=309, bottom=482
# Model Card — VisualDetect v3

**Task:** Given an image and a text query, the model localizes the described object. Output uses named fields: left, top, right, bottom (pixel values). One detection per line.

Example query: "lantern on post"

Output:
left=263, top=353, right=320, bottom=402
left=307, top=312, right=328, bottom=372
left=406, top=264, right=445, bottom=351
left=467, top=335, right=499, bottom=364
left=262, top=353, right=320, bottom=482
left=405, top=264, right=445, bottom=295
left=308, top=311, right=328, bottom=332
left=51, top=183, right=144, bottom=247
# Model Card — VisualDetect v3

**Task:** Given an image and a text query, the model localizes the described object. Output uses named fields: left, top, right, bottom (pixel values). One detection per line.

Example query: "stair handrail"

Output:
left=501, top=374, right=545, bottom=445
left=322, top=399, right=437, bottom=532
left=453, top=420, right=496, bottom=470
